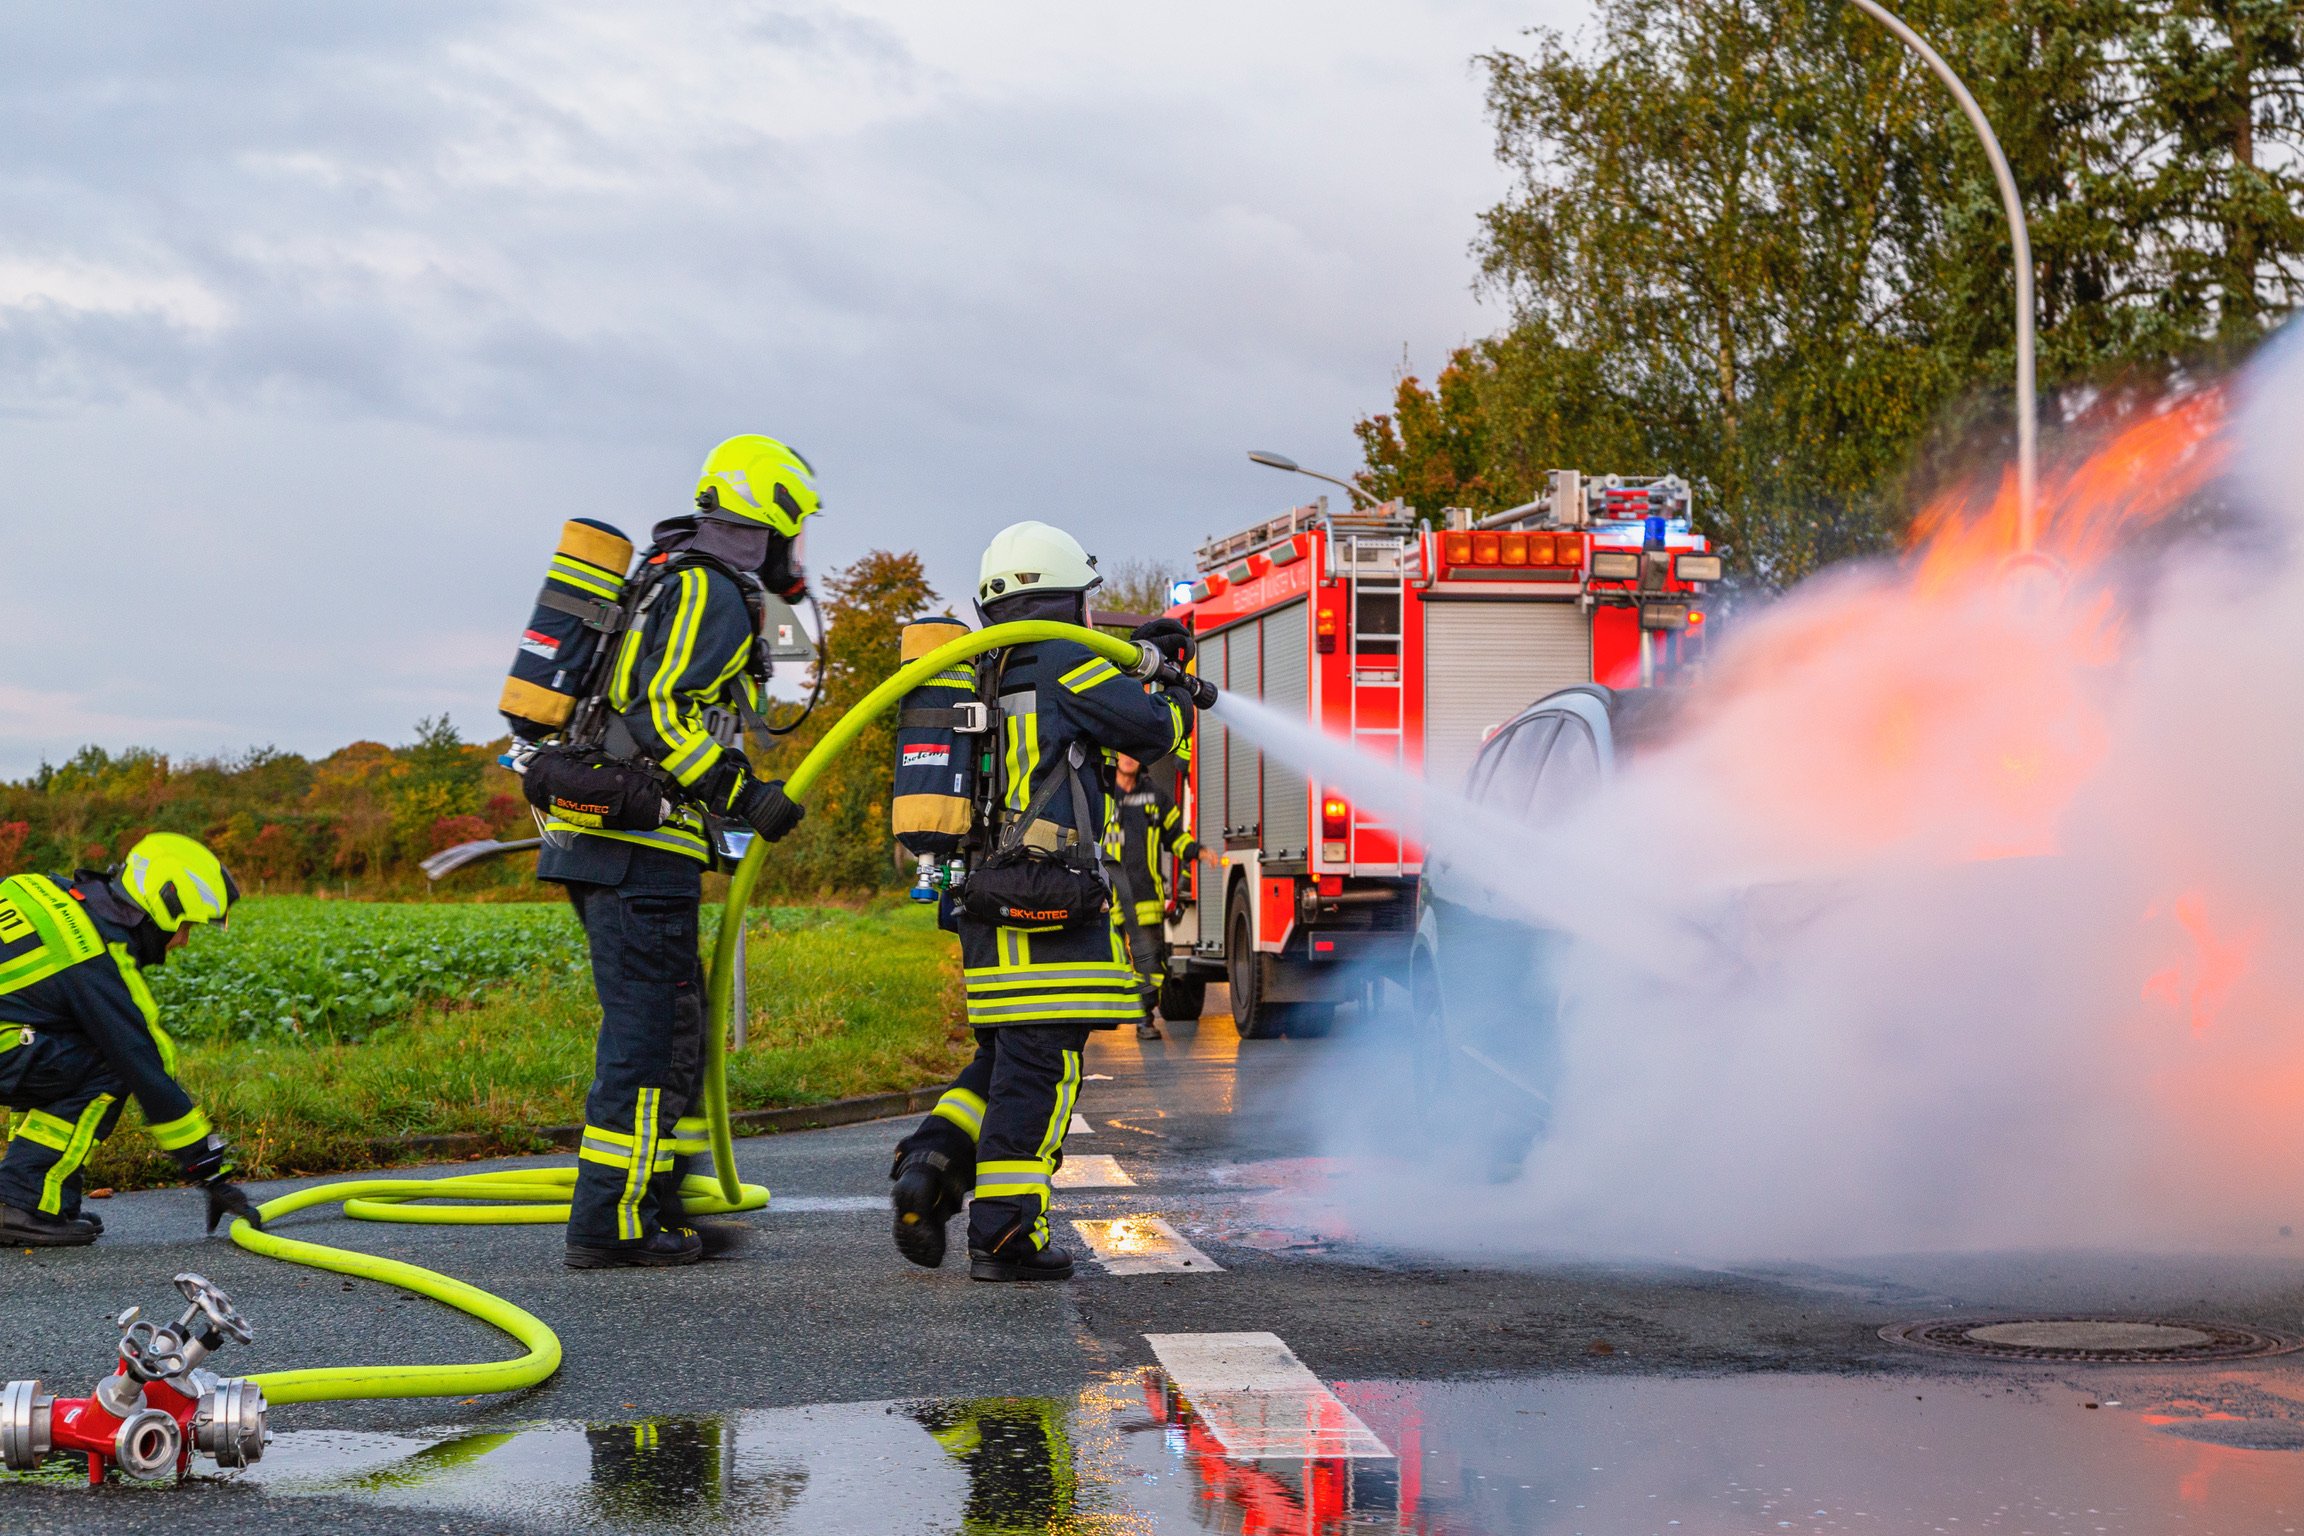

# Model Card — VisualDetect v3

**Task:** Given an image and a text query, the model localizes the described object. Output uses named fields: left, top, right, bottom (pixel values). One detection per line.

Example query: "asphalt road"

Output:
left=4, top=998, right=2303, bottom=1533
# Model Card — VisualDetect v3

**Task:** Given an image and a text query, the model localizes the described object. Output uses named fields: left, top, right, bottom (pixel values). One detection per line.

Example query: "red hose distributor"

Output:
left=1, top=1273, right=269, bottom=1484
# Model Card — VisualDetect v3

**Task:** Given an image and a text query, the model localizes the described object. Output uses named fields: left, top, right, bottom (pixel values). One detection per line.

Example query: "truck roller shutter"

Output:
left=1423, top=600, right=1592, bottom=794
left=1223, top=626, right=1260, bottom=841
left=1196, top=630, right=1229, bottom=950
left=1258, top=601, right=1309, bottom=860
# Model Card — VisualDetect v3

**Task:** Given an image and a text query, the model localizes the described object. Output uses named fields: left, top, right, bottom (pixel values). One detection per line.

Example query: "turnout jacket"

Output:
left=961, top=639, right=1192, bottom=1029
left=1101, top=777, right=1197, bottom=928
left=542, top=558, right=763, bottom=867
left=0, top=873, right=217, bottom=1166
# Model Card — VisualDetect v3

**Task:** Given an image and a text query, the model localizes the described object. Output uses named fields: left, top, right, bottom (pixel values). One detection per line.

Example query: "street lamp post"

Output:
left=1246, top=449, right=1386, bottom=510
left=1848, top=0, right=2037, bottom=551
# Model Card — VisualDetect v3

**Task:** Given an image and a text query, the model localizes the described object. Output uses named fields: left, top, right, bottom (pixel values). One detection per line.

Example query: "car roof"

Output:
left=1501, top=683, right=1689, bottom=761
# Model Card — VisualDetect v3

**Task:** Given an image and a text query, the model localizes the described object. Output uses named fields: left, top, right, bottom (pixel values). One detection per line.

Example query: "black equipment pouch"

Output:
left=958, top=743, right=1109, bottom=928
left=521, top=745, right=673, bottom=832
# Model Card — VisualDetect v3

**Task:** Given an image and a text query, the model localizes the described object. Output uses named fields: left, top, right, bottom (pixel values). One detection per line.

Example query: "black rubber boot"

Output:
left=652, top=1175, right=746, bottom=1259
left=890, top=1150, right=964, bottom=1270
left=0, top=1203, right=98, bottom=1247
left=969, top=1241, right=1077, bottom=1283
left=564, top=1227, right=704, bottom=1269
left=67, top=1208, right=102, bottom=1236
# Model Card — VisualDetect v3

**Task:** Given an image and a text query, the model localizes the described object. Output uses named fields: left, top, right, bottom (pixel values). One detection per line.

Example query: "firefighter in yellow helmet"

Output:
left=539, top=434, right=817, bottom=1268
left=0, top=833, right=261, bottom=1245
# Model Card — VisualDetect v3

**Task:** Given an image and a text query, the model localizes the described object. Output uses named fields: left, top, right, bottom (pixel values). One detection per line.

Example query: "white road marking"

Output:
left=1052, top=1154, right=1135, bottom=1188
left=1068, top=1113, right=1094, bottom=1135
left=1143, top=1332, right=1392, bottom=1460
left=772, top=1196, right=886, bottom=1213
left=1072, top=1215, right=1221, bottom=1274
left=1085, top=1072, right=1114, bottom=1080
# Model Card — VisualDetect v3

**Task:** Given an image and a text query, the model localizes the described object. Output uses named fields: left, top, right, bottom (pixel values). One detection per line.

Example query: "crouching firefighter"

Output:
left=889, top=520, right=1214, bottom=1281
left=1102, top=751, right=1207, bottom=1041
left=517, top=434, right=814, bottom=1269
left=0, top=834, right=262, bottom=1245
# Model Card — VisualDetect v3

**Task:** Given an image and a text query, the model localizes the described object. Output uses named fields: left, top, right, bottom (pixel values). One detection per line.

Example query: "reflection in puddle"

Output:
left=47, top=1366, right=2294, bottom=1533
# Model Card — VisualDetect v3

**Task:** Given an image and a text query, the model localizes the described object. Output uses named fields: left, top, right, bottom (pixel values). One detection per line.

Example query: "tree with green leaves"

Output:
left=1357, top=0, right=2304, bottom=584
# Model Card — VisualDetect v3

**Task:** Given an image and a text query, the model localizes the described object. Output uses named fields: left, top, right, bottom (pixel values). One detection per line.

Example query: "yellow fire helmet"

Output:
left=120, top=832, right=241, bottom=932
left=694, top=435, right=822, bottom=536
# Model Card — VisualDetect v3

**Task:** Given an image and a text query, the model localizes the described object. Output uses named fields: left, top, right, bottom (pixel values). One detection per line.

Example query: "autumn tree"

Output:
left=747, top=549, right=939, bottom=895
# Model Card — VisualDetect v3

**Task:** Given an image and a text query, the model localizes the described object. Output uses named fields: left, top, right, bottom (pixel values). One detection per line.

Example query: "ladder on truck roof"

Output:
left=1340, top=530, right=1408, bottom=878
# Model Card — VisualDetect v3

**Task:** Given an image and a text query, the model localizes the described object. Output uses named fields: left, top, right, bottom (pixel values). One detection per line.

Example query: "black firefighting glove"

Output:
left=1130, top=617, right=1193, bottom=666
left=204, top=1177, right=264, bottom=1236
left=734, top=777, right=806, bottom=843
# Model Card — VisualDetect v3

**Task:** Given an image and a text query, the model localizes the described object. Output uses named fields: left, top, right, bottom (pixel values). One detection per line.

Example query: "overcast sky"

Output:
left=0, top=0, right=1584, bottom=776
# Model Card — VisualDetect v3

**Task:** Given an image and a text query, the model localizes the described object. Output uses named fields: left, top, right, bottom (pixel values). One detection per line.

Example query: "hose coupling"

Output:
left=192, top=1378, right=268, bottom=1468
left=0, top=1380, right=52, bottom=1470
left=112, top=1407, right=182, bottom=1480
left=1125, top=640, right=1165, bottom=681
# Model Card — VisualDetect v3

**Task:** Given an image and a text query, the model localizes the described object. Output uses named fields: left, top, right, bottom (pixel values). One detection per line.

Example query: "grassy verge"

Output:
left=80, top=901, right=967, bottom=1190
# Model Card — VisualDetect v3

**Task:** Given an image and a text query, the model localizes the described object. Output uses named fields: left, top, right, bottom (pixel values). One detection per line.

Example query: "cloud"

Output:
left=0, top=0, right=1580, bottom=774
left=0, top=684, right=228, bottom=769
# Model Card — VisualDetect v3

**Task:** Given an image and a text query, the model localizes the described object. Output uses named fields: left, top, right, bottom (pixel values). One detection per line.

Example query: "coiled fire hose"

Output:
left=227, top=622, right=1156, bottom=1405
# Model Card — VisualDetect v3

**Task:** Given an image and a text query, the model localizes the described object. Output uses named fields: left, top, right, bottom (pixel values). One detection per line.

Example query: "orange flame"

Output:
left=1676, top=385, right=2238, bottom=875
left=1908, top=388, right=2231, bottom=589
left=2141, top=891, right=2259, bottom=1035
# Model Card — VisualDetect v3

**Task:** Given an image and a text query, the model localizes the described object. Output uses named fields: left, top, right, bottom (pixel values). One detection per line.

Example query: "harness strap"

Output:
left=997, top=743, right=1095, bottom=858
left=534, top=587, right=626, bottom=632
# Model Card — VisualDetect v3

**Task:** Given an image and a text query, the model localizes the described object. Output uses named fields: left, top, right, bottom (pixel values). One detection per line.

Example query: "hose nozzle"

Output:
left=1124, top=640, right=1217, bottom=708
left=1162, top=663, right=1218, bottom=711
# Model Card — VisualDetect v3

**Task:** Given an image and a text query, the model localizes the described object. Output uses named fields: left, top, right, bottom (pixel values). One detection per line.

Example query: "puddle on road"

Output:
left=16, top=1367, right=2300, bottom=1532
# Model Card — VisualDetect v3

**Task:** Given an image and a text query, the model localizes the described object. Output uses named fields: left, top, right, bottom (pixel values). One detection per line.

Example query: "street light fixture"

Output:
left=1848, top=0, right=2036, bottom=551
left=1246, top=449, right=1384, bottom=510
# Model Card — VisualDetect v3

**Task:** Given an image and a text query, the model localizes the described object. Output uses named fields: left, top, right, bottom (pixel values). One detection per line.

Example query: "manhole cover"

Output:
left=1882, top=1317, right=2299, bottom=1363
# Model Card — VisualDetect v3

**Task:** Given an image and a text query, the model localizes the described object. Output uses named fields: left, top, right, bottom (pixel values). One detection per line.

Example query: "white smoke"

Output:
left=1217, top=326, right=2304, bottom=1259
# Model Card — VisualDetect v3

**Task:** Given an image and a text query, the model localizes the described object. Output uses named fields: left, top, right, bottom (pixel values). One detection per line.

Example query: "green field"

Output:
left=70, top=896, right=968, bottom=1191
left=150, top=896, right=591, bottom=1042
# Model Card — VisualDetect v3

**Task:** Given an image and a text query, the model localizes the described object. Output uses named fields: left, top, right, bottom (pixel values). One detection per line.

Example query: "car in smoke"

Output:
left=1405, top=683, right=1682, bottom=1176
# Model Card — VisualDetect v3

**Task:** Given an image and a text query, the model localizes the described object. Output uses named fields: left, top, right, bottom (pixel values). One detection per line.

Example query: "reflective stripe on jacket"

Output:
left=544, top=561, right=760, bottom=863
left=961, top=638, right=1192, bottom=1027
left=1099, top=780, right=1196, bottom=912
left=0, top=875, right=212, bottom=1155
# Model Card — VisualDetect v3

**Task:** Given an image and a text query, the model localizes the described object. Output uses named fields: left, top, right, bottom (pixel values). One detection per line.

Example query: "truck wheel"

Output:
left=1226, top=885, right=1286, bottom=1040
left=1158, top=976, right=1207, bottom=1023
left=1282, top=1005, right=1335, bottom=1039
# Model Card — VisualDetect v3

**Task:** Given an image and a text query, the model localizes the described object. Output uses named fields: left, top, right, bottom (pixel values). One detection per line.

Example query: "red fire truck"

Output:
left=1156, top=471, right=1719, bottom=1040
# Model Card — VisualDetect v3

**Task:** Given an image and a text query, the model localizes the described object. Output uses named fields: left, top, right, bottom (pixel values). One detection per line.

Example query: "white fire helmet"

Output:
left=976, top=521, right=1101, bottom=606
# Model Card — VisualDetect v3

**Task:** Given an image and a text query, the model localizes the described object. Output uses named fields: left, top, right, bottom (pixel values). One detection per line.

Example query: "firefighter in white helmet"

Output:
left=888, top=521, right=1203, bottom=1281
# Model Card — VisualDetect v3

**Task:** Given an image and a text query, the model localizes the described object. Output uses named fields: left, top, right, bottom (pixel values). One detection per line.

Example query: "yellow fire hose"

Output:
left=229, top=621, right=1148, bottom=1404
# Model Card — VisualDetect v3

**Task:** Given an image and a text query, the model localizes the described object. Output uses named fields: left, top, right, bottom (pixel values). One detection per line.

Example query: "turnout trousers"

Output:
left=562, top=849, right=711, bottom=1248
left=0, top=1033, right=127, bottom=1219
left=895, top=1022, right=1090, bottom=1255
left=1104, top=859, right=1164, bottom=1019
